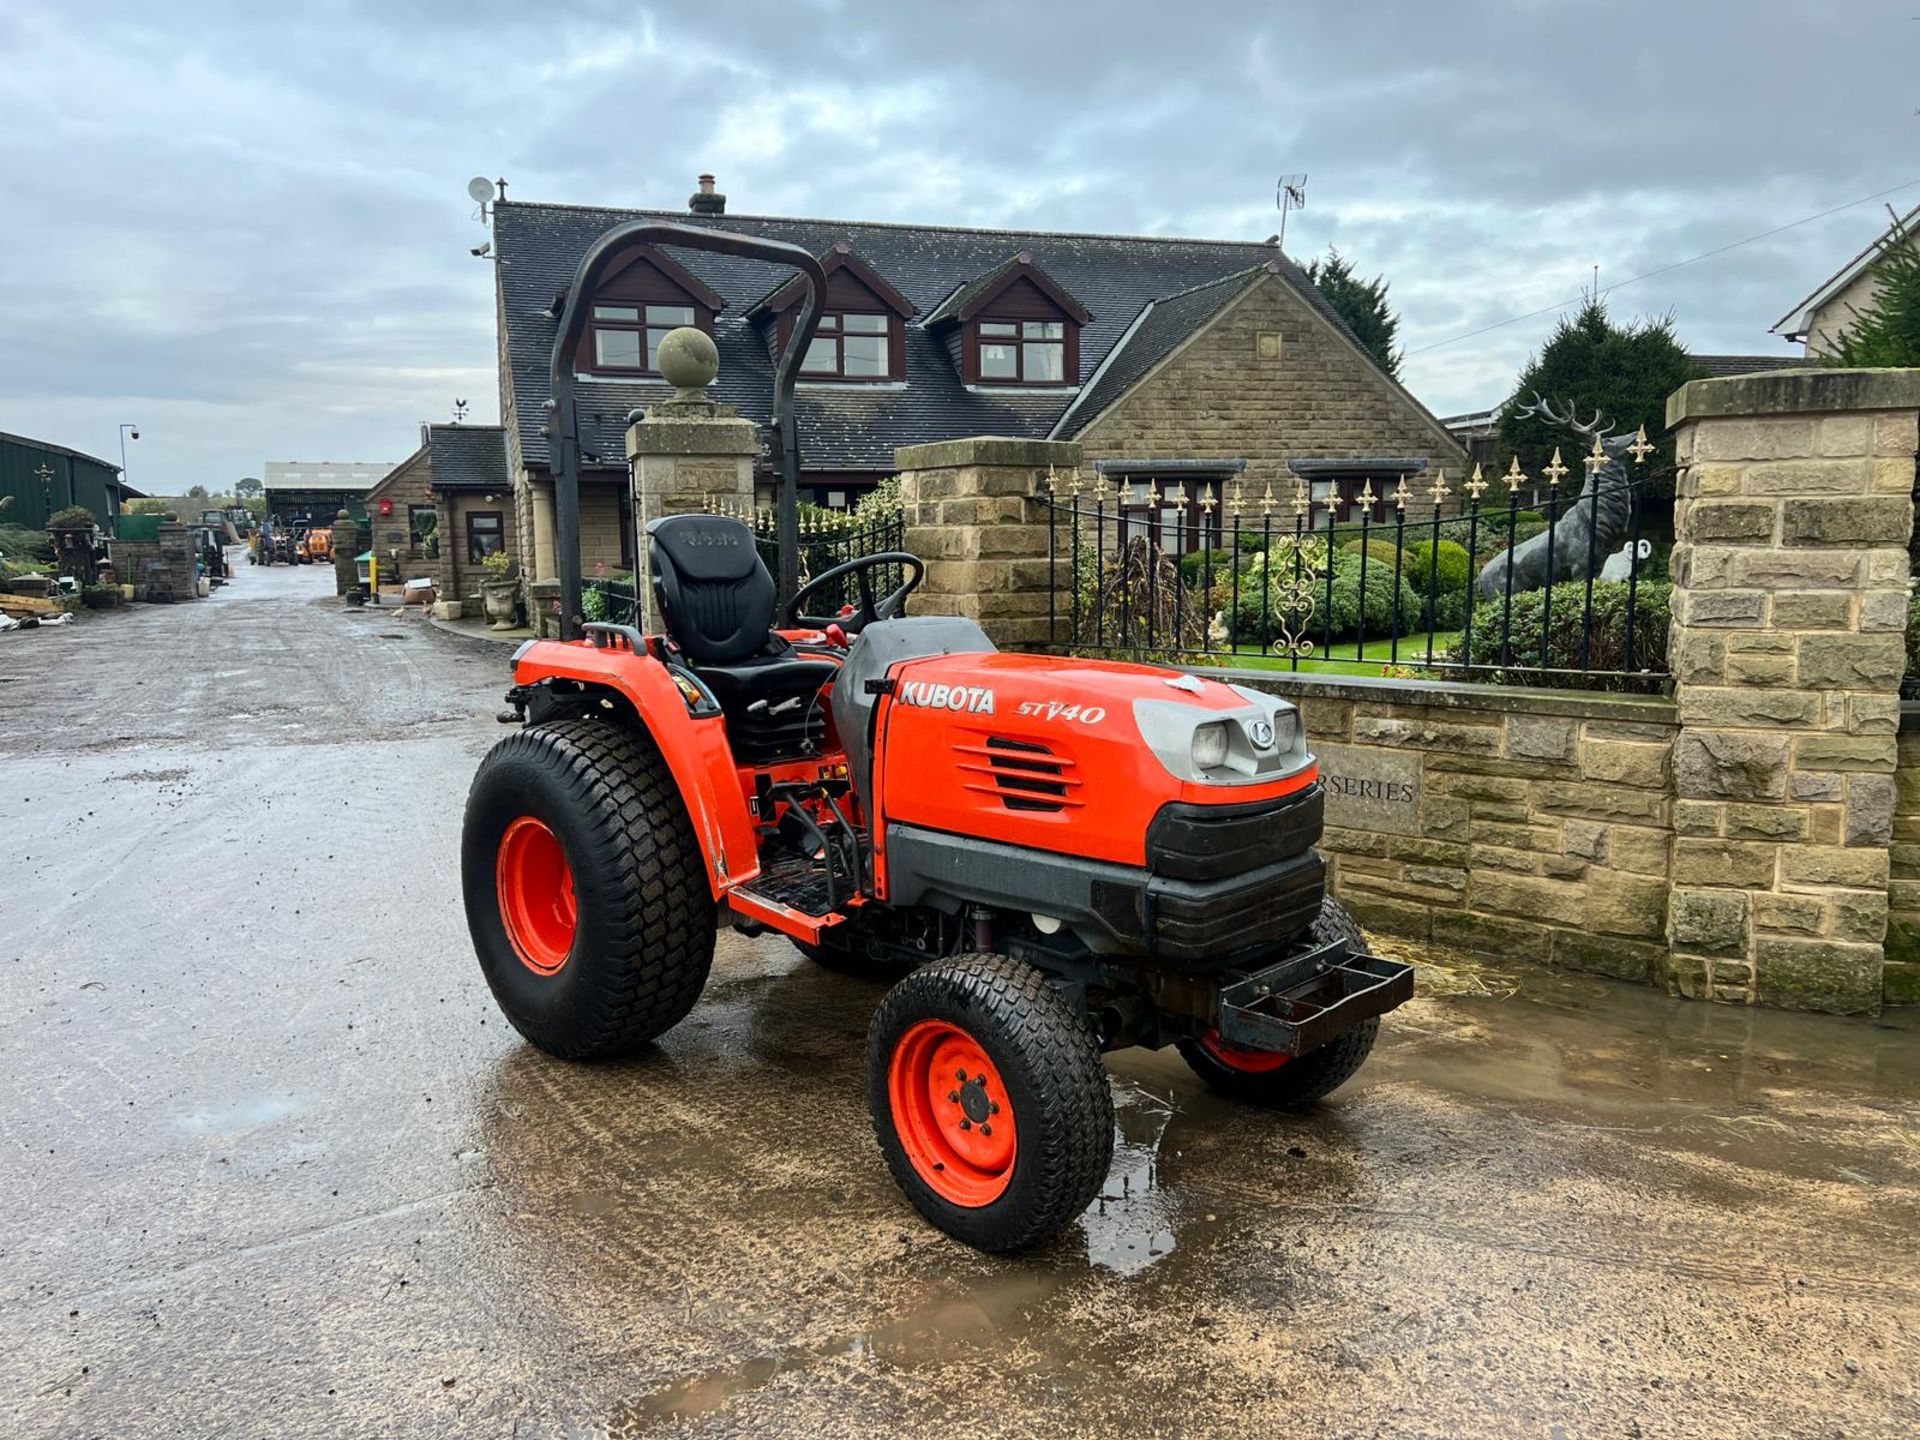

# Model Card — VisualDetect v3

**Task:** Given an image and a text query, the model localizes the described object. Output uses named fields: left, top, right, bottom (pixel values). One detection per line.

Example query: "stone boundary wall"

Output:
left=1214, top=670, right=1678, bottom=983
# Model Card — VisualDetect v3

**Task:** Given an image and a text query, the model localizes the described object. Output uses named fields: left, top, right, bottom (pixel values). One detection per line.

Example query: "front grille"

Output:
left=1146, top=783, right=1323, bottom=882
left=953, top=737, right=1078, bottom=813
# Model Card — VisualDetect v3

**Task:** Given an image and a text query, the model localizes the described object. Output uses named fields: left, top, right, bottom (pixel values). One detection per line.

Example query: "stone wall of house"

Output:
left=1073, top=272, right=1468, bottom=505
left=1223, top=673, right=1677, bottom=981
left=363, top=449, right=436, bottom=587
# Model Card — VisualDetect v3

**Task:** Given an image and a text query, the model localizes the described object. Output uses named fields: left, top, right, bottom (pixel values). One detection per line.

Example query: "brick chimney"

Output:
left=688, top=174, right=726, bottom=216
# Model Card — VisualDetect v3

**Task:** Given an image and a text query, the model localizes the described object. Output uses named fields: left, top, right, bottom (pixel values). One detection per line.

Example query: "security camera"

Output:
left=471, top=241, right=492, bottom=258
left=130, top=428, right=140, bottom=440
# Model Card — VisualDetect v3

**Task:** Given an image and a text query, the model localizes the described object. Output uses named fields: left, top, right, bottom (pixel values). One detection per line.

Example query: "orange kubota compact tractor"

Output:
left=462, top=223, right=1413, bottom=1252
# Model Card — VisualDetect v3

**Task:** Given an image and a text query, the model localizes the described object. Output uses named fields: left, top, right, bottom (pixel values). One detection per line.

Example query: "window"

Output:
left=467, top=511, right=504, bottom=564
left=976, top=319, right=1067, bottom=384
left=591, top=303, right=697, bottom=373
left=800, top=313, right=891, bottom=378
left=1116, top=477, right=1222, bottom=555
left=1307, top=474, right=1397, bottom=528
left=408, top=505, right=438, bottom=558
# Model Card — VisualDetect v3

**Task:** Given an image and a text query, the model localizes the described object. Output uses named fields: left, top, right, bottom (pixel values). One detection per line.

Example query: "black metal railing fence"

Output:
left=1042, top=444, right=1671, bottom=692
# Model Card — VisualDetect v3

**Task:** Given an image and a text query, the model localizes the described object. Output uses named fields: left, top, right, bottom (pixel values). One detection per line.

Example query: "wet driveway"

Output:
left=2, top=564, right=1917, bottom=1438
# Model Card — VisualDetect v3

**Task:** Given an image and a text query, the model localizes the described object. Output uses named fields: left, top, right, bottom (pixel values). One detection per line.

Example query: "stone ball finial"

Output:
left=657, top=327, right=719, bottom=397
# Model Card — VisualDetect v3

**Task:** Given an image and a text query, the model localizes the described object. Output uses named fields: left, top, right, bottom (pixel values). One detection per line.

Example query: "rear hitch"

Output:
left=1214, top=939, right=1414, bottom=1059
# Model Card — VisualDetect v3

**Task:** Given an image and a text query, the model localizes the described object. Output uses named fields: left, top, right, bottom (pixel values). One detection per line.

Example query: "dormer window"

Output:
left=925, top=251, right=1091, bottom=388
left=748, top=242, right=915, bottom=384
left=577, top=245, right=726, bottom=377
left=592, top=303, right=697, bottom=372
left=978, top=319, right=1067, bottom=384
left=803, top=313, right=892, bottom=377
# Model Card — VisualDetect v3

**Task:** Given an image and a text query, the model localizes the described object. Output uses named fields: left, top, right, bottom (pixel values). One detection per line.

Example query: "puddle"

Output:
left=1080, top=1078, right=1180, bottom=1275
left=175, top=1094, right=309, bottom=1134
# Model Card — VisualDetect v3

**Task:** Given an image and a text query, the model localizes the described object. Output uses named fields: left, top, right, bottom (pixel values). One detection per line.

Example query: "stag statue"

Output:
left=1476, top=395, right=1638, bottom=600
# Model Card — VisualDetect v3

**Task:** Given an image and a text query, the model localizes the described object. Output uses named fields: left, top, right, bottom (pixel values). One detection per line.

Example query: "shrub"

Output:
left=48, top=506, right=97, bottom=530
left=1450, top=579, right=1671, bottom=691
left=1178, top=548, right=1234, bottom=587
left=1406, top=539, right=1471, bottom=594
left=1229, top=547, right=1418, bottom=648
left=1337, top=536, right=1418, bottom=576
left=1906, top=596, right=1920, bottom=694
left=0, top=524, right=54, bottom=572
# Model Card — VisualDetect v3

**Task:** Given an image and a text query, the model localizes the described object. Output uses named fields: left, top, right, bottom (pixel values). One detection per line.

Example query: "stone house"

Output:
left=361, top=425, right=517, bottom=606
left=489, top=178, right=1466, bottom=597
left=1773, top=202, right=1920, bottom=356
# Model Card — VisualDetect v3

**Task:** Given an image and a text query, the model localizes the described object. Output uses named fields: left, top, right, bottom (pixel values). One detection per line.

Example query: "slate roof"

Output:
left=427, top=424, right=510, bottom=490
left=1689, top=354, right=1812, bottom=379
left=492, top=202, right=1372, bottom=475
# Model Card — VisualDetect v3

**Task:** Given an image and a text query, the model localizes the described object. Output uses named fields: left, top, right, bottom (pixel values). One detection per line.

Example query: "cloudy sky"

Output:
left=4, top=0, right=1916, bottom=494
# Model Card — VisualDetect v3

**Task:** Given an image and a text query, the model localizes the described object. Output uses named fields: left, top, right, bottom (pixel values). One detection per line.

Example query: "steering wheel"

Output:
left=783, top=551, right=924, bottom=635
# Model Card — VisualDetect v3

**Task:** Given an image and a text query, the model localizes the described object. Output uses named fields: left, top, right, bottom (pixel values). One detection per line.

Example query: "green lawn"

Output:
left=1207, top=631, right=1460, bottom=677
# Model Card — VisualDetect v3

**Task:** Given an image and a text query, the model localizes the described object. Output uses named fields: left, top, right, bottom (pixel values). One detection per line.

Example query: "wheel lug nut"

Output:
left=989, top=1102, right=1000, bottom=1115
left=959, top=1119, right=972, bottom=1131
left=981, top=1124, right=992, bottom=1138
left=948, top=1091, right=959, bottom=1103
left=956, top=1069, right=967, bottom=1081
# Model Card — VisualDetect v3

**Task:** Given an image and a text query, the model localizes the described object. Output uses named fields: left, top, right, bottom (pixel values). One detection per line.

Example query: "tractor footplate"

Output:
left=1214, top=939, right=1414, bottom=1059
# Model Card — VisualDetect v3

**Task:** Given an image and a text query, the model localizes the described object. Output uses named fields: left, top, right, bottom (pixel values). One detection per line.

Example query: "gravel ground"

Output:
left=1, top=562, right=1916, bottom=1438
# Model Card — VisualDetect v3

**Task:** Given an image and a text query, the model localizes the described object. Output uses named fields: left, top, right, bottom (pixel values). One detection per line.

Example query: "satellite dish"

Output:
left=467, top=176, right=497, bottom=205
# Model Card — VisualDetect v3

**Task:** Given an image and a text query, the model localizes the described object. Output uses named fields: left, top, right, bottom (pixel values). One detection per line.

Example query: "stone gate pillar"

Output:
left=1665, top=369, right=1920, bottom=1011
left=894, top=436, right=1081, bottom=648
left=625, top=329, right=757, bottom=634
left=331, top=510, right=359, bottom=597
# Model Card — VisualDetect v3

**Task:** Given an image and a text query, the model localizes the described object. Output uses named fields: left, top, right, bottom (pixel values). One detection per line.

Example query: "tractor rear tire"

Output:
left=1176, top=897, right=1379, bottom=1107
left=867, top=953, right=1113, bottom=1253
left=462, top=718, right=715, bottom=1060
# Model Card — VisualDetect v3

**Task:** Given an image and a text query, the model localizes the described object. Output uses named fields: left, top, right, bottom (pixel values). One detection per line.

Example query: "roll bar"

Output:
left=545, top=221, right=829, bottom=639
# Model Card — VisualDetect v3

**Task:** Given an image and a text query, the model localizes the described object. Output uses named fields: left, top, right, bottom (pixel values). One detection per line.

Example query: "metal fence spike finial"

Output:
left=1044, top=464, right=1057, bottom=495
left=1260, top=478, right=1276, bottom=516
left=1228, top=478, right=1245, bottom=517
left=1543, top=447, right=1569, bottom=488
left=1584, top=434, right=1607, bottom=475
left=1429, top=466, right=1450, bottom=508
left=1504, top=455, right=1528, bottom=493
left=1289, top=478, right=1309, bottom=516
left=1466, top=463, right=1488, bottom=501
left=1629, top=424, right=1655, bottom=464
left=1357, top=479, right=1377, bottom=512
left=1392, top=479, right=1409, bottom=512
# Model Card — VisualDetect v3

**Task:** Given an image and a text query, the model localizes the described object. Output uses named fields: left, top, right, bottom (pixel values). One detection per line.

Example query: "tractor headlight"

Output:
left=1191, top=721, right=1230, bottom=770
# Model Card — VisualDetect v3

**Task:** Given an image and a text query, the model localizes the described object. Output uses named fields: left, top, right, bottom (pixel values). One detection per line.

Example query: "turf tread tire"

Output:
left=867, top=953, right=1113, bottom=1253
left=1176, top=897, right=1380, bottom=1107
left=463, top=718, right=714, bottom=1060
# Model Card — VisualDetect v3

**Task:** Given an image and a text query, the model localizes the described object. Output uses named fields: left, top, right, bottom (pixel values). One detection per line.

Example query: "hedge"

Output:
left=1450, top=579, right=1671, bottom=691
left=1230, top=549, right=1420, bottom=647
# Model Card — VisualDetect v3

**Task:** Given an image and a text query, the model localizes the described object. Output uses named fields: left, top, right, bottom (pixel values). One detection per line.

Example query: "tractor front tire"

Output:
left=867, top=954, right=1113, bottom=1253
left=1176, top=897, right=1380, bottom=1107
left=462, top=718, right=715, bottom=1060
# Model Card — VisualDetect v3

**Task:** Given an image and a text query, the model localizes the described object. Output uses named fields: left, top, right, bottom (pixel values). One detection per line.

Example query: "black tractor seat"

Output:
left=647, top=514, right=838, bottom=763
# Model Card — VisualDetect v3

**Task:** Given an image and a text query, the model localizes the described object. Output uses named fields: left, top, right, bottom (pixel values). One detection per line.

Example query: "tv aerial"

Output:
left=1276, top=173, right=1307, bottom=252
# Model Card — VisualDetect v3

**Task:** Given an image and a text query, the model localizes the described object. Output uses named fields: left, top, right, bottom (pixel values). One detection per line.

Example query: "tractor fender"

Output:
left=511, top=640, right=757, bottom=898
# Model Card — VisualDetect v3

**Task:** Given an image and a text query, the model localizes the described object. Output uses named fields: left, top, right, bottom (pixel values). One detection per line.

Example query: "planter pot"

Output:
left=481, top=580, right=519, bottom=630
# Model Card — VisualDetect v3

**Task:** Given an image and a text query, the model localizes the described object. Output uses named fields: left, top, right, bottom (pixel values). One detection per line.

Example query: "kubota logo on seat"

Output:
left=897, top=680, right=996, bottom=715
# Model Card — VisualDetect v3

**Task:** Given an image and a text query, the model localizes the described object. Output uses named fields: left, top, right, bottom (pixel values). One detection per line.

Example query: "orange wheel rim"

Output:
left=1200, top=1028, right=1292, bottom=1074
left=496, top=816, right=577, bottom=975
left=888, top=1020, right=1017, bottom=1207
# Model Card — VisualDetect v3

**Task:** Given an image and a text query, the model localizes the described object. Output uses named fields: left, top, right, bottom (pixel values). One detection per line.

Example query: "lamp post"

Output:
left=118, top=422, right=140, bottom=487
